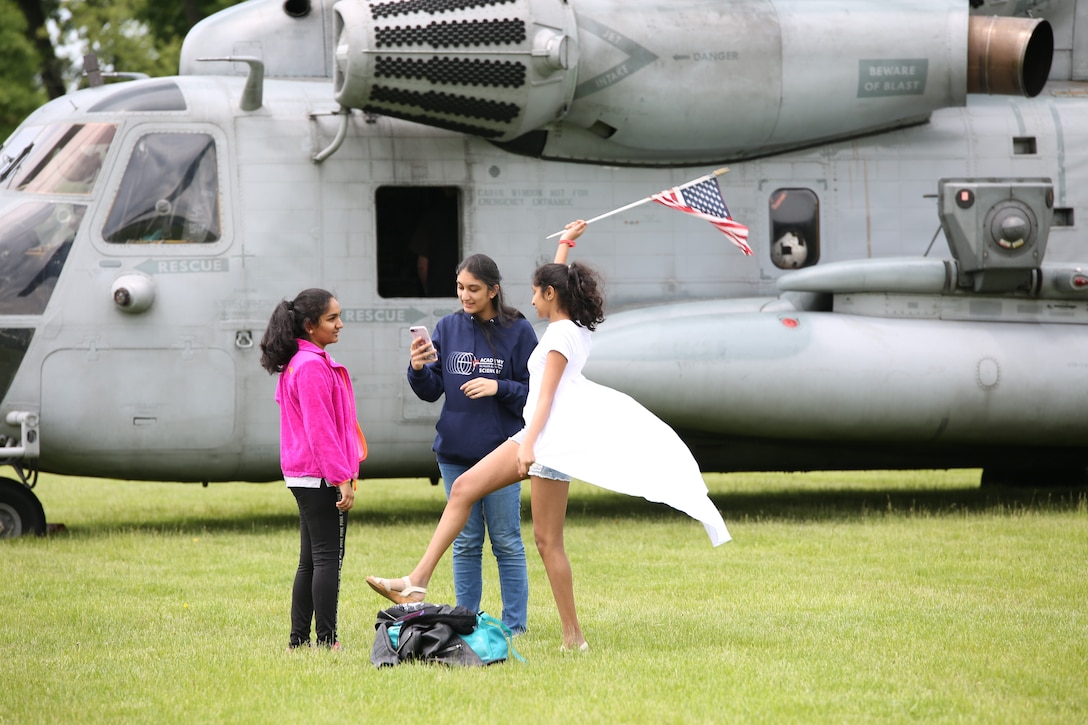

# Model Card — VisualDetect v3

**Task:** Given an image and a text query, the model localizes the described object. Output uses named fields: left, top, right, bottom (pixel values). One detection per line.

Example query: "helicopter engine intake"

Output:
left=332, top=0, right=577, bottom=141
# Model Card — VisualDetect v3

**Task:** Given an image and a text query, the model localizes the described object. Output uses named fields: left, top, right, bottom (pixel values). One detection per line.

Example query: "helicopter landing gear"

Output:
left=0, top=477, right=46, bottom=537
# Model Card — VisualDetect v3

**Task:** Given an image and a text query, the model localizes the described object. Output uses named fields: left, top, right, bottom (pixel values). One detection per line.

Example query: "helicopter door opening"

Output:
left=375, top=186, right=461, bottom=298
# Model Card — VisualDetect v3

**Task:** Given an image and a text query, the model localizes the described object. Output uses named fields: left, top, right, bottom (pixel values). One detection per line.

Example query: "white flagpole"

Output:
left=544, top=167, right=730, bottom=239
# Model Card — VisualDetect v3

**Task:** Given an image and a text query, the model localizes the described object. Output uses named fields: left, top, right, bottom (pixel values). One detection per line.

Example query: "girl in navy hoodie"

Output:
left=406, top=254, right=537, bottom=634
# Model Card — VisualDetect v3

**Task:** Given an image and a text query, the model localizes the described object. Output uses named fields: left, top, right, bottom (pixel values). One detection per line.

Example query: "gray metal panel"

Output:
left=40, top=348, right=235, bottom=451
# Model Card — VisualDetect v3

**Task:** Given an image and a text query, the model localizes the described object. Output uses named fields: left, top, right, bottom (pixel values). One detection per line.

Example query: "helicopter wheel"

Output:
left=0, top=477, right=47, bottom=538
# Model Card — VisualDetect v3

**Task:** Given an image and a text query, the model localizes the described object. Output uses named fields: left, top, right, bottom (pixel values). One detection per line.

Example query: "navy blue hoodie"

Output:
left=407, top=311, right=537, bottom=466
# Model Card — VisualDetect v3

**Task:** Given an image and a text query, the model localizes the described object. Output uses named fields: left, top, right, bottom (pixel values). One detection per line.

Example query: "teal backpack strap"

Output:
left=478, top=612, right=526, bottom=663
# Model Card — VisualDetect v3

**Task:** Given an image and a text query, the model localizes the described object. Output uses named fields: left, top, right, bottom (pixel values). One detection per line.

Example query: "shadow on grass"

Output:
left=53, top=483, right=1088, bottom=539
left=701, top=485, right=1088, bottom=522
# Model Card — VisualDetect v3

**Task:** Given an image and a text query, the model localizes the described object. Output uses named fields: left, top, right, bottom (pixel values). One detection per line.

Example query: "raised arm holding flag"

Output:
left=545, top=167, right=752, bottom=256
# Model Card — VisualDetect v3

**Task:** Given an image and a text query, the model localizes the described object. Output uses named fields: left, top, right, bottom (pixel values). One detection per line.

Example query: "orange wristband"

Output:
left=560, top=239, right=576, bottom=247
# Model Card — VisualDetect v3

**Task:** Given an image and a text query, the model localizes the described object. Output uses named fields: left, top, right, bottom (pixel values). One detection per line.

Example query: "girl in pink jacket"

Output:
left=260, top=288, right=365, bottom=650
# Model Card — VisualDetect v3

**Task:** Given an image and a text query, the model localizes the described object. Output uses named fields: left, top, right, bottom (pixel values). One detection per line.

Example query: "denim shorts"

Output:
left=528, top=462, right=572, bottom=482
left=510, top=429, right=573, bottom=481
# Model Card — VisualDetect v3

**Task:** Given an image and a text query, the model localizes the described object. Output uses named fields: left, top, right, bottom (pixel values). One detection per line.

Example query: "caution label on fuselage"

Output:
left=857, top=59, right=928, bottom=97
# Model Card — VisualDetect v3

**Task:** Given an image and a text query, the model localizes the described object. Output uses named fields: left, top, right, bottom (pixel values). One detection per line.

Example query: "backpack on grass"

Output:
left=370, top=602, right=525, bottom=667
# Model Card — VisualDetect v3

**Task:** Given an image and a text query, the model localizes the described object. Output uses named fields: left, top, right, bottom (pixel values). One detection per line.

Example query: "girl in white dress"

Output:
left=368, top=220, right=729, bottom=652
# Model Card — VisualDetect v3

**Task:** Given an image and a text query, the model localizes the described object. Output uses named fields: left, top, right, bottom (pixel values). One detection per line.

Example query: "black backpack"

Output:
left=370, top=602, right=521, bottom=667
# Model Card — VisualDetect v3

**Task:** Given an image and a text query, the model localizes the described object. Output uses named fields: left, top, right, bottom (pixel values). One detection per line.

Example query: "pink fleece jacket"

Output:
left=275, top=339, right=364, bottom=485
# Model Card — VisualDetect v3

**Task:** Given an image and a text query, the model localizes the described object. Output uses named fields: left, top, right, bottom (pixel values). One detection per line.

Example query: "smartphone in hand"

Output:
left=409, top=326, right=437, bottom=361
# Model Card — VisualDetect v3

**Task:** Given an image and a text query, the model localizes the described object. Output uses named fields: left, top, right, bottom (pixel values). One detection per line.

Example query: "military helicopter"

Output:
left=1, top=0, right=1085, bottom=536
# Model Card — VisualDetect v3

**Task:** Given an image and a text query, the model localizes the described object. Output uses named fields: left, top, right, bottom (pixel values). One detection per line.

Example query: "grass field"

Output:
left=2, top=470, right=1086, bottom=724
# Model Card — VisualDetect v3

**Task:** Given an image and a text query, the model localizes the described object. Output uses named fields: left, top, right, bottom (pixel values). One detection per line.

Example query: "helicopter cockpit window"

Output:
left=0, top=123, right=117, bottom=195
left=103, top=132, right=221, bottom=244
left=0, top=201, right=85, bottom=315
left=376, top=186, right=461, bottom=298
left=769, top=188, right=820, bottom=269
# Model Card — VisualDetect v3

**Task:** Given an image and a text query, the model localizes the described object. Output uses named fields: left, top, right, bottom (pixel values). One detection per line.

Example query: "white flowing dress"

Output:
left=519, top=319, right=730, bottom=546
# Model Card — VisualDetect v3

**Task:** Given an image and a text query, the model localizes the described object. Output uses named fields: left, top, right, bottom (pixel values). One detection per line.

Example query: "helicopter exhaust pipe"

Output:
left=967, top=16, right=1053, bottom=97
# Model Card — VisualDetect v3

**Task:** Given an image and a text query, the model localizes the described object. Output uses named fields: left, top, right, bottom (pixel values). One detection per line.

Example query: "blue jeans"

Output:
left=439, top=461, right=528, bottom=634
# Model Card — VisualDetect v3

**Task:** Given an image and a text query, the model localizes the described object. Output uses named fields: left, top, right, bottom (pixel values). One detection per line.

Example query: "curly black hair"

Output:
left=532, top=262, right=605, bottom=331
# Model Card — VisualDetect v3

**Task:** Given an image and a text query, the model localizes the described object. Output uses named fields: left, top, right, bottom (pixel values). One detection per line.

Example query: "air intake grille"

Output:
left=368, top=84, right=520, bottom=122
left=374, top=55, right=526, bottom=87
left=370, top=0, right=516, bottom=19
left=375, top=18, right=526, bottom=48
left=334, top=0, right=575, bottom=142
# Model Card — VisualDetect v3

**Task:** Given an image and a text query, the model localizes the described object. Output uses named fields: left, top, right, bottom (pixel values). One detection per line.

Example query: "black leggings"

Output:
left=289, top=485, right=347, bottom=648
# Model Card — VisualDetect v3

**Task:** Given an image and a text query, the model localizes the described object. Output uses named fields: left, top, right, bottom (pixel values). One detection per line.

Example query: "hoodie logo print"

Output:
left=445, top=351, right=506, bottom=377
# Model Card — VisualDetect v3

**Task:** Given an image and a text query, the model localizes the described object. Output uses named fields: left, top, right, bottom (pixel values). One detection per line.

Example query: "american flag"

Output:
left=651, top=177, right=752, bottom=256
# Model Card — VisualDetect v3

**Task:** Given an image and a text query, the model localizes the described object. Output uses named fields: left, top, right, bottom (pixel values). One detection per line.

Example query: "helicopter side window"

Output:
left=0, top=201, right=85, bottom=315
left=769, top=188, right=820, bottom=269
left=1, top=123, right=117, bottom=195
left=375, top=185, right=461, bottom=298
left=103, top=133, right=221, bottom=244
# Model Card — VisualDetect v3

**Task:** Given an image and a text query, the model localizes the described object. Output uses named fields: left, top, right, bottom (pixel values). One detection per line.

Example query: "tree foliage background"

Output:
left=1, top=0, right=247, bottom=141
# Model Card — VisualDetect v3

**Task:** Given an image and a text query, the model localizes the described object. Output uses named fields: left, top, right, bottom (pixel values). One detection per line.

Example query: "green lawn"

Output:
left=2, top=470, right=1085, bottom=724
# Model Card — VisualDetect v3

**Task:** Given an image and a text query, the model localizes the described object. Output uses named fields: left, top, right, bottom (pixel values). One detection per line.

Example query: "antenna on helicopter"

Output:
left=83, top=54, right=102, bottom=88
left=198, top=56, right=264, bottom=111
left=81, top=54, right=150, bottom=86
